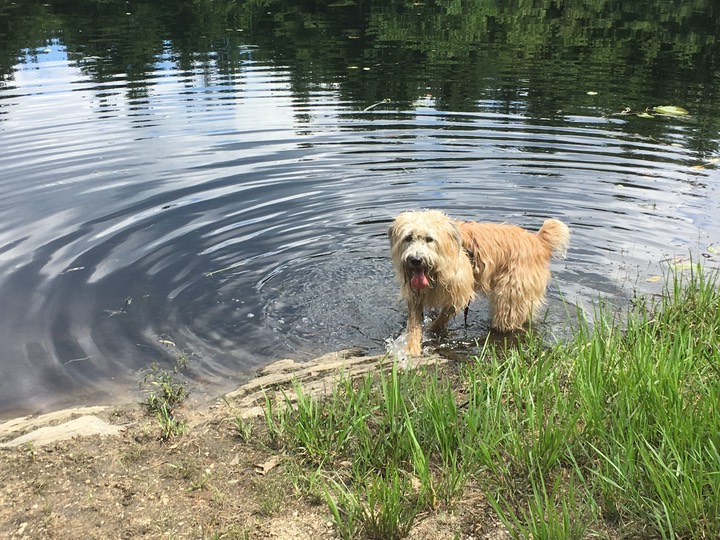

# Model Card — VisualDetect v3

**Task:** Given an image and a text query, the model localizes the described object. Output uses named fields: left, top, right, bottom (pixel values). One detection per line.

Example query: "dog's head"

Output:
left=388, top=210, right=464, bottom=291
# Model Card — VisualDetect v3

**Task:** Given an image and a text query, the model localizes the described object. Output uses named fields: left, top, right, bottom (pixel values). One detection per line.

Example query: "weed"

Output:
left=187, top=469, right=212, bottom=492
left=155, top=401, right=187, bottom=440
left=25, top=441, right=36, bottom=461
left=489, top=461, right=596, bottom=540
left=252, top=475, right=286, bottom=517
left=234, top=415, right=254, bottom=443
left=206, top=527, right=251, bottom=540
left=140, top=355, right=191, bottom=439
left=325, top=468, right=422, bottom=540
left=143, top=369, right=188, bottom=414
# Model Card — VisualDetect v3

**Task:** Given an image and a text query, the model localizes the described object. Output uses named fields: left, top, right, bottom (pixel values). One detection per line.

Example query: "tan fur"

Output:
left=458, top=218, right=570, bottom=332
left=388, top=210, right=475, bottom=356
left=389, top=211, right=570, bottom=355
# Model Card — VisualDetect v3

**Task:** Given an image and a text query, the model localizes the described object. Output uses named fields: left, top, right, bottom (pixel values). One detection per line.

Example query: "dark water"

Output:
left=1, top=0, right=719, bottom=418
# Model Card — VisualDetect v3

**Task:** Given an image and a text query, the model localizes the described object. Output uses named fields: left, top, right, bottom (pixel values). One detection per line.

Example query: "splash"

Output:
left=385, top=333, right=409, bottom=370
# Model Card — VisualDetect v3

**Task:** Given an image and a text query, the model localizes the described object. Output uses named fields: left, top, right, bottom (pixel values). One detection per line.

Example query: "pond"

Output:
left=1, top=0, right=719, bottom=417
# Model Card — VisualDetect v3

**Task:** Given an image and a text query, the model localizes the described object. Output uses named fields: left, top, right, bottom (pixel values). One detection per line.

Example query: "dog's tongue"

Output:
left=411, top=270, right=429, bottom=290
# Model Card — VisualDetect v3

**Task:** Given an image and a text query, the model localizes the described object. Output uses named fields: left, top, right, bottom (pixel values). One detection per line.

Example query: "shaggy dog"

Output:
left=388, top=210, right=570, bottom=356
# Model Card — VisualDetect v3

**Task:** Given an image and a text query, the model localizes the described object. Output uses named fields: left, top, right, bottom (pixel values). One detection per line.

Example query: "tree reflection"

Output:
left=0, top=0, right=718, bottom=150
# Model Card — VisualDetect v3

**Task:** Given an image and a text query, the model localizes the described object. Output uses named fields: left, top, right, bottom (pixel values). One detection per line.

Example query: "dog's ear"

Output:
left=387, top=221, right=400, bottom=247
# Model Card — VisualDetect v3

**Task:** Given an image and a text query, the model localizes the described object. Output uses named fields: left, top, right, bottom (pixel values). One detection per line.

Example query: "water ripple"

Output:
left=0, top=54, right=718, bottom=416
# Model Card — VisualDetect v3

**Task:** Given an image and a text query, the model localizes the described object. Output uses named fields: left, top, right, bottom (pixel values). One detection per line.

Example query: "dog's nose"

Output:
left=409, top=256, right=422, bottom=267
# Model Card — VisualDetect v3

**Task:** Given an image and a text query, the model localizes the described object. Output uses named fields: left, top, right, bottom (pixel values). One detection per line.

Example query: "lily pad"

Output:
left=671, top=261, right=694, bottom=271
left=653, top=105, right=689, bottom=116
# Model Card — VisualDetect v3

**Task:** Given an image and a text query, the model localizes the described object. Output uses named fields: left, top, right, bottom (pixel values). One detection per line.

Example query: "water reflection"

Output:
left=0, top=0, right=718, bottom=417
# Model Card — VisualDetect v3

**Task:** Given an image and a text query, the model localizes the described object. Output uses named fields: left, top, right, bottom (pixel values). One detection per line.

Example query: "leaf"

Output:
left=653, top=105, right=689, bottom=116
left=646, top=276, right=662, bottom=283
left=671, top=261, right=694, bottom=271
left=254, top=456, right=281, bottom=475
left=707, top=245, right=719, bottom=254
left=636, top=112, right=654, bottom=119
left=586, top=91, right=598, bottom=96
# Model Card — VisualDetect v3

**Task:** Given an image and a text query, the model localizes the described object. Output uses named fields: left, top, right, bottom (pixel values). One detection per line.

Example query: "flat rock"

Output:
left=0, top=406, right=111, bottom=438
left=224, top=349, right=446, bottom=419
left=0, top=415, right=125, bottom=448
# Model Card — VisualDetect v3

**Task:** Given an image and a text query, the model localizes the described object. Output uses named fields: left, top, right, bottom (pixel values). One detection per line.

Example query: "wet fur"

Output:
left=389, top=210, right=570, bottom=356
left=388, top=210, right=475, bottom=356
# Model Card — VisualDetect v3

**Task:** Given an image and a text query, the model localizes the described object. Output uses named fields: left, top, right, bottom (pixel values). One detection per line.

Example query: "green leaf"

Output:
left=653, top=105, right=689, bottom=116
left=707, top=245, right=719, bottom=254
left=636, top=112, right=654, bottom=119
left=671, top=261, right=694, bottom=270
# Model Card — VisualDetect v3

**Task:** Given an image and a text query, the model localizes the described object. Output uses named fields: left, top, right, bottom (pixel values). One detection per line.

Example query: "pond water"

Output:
left=1, top=0, right=719, bottom=417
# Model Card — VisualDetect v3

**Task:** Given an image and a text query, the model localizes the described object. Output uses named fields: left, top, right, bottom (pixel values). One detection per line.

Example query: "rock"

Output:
left=0, top=406, right=111, bottom=439
left=223, top=348, right=446, bottom=419
left=0, top=415, right=125, bottom=448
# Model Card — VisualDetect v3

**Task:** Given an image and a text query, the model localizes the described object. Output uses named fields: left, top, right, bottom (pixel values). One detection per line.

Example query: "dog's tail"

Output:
left=537, top=219, right=570, bottom=258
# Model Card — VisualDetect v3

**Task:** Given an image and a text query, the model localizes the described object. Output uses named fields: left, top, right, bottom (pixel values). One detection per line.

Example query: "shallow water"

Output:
left=1, top=0, right=719, bottom=417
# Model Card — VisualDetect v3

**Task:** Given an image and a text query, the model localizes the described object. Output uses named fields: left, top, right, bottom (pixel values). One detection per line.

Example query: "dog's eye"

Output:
left=404, top=234, right=413, bottom=243
left=425, top=236, right=434, bottom=243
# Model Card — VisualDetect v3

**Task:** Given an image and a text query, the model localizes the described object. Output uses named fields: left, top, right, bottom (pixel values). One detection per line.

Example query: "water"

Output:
left=1, top=0, right=719, bottom=417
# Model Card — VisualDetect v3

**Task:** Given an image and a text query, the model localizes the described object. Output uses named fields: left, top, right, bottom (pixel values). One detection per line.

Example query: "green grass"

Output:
left=262, top=265, right=720, bottom=539
left=140, top=357, right=191, bottom=439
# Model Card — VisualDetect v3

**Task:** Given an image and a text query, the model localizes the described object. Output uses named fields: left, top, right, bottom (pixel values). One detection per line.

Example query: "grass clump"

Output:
left=262, top=265, right=720, bottom=539
left=140, top=356, right=191, bottom=439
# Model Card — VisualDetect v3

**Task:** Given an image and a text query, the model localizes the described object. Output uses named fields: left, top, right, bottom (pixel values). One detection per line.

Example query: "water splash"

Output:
left=385, top=333, right=409, bottom=370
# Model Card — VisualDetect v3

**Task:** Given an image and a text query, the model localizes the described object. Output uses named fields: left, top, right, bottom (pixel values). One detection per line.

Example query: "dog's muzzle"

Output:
left=406, top=256, right=431, bottom=290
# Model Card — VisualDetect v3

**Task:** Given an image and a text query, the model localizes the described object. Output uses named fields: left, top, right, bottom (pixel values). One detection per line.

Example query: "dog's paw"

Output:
left=428, top=319, right=450, bottom=336
left=406, top=343, right=423, bottom=357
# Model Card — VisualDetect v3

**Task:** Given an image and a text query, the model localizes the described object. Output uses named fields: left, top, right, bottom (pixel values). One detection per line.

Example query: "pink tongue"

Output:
left=411, top=271, right=429, bottom=290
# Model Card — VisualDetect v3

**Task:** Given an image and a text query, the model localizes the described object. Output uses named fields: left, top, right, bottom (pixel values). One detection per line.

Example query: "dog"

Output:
left=388, top=210, right=570, bottom=356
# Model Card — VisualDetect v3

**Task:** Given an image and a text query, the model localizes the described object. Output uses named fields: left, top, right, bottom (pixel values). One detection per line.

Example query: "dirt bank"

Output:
left=1, top=349, right=505, bottom=539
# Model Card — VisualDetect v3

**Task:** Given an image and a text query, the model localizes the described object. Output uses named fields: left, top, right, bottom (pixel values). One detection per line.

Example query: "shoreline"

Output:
left=0, top=348, right=442, bottom=449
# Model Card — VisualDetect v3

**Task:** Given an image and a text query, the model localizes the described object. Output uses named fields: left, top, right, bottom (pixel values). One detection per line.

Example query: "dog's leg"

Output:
left=406, top=299, right=424, bottom=356
left=489, top=290, right=536, bottom=332
left=429, top=307, right=455, bottom=335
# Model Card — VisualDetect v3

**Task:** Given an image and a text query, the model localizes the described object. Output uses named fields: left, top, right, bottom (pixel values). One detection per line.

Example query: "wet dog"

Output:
left=388, top=210, right=570, bottom=356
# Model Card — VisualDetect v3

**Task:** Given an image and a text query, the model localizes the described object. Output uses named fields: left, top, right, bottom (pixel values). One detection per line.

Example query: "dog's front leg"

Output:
left=429, top=307, right=455, bottom=335
left=406, top=299, right=424, bottom=356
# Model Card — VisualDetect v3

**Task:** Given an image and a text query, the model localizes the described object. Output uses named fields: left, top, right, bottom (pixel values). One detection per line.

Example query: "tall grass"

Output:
left=263, top=266, right=720, bottom=539
left=570, top=267, right=720, bottom=538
